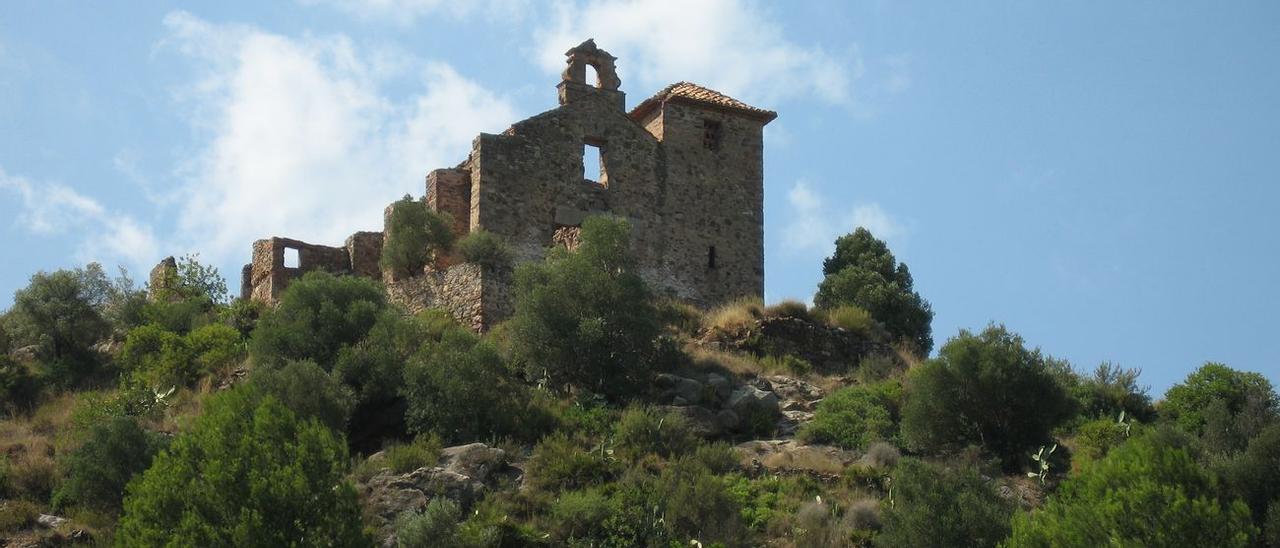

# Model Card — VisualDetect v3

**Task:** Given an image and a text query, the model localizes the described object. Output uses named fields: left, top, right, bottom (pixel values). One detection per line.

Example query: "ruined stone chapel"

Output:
left=236, top=40, right=776, bottom=330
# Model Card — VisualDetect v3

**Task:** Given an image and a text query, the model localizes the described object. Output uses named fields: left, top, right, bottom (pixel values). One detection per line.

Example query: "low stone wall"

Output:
left=385, top=263, right=512, bottom=331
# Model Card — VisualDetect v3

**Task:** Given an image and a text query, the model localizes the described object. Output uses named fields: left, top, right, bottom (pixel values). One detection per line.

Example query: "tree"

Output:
left=6, top=265, right=112, bottom=385
left=508, top=216, right=660, bottom=400
left=401, top=329, right=537, bottom=444
left=876, top=459, right=1014, bottom=548
left=250, top=360, right=355, bottom=433
left=814, top=228, right=934, bottom=353
left=53, top=416, right=166, bottom=514
left=150, top=254, right=230, bottom=304
left=381, top=195, right=455, bottom=280
left=901, top=325, right=1073, bottom=467
left=1218, top=424, right=1280, bottom=540
left=1004, top=431, right=1256, bottom=547
left=116, top=387, right=368, bottom=546
left=1161, top=362, right=1278, bottom=446
left=249, top=271, right=386, bottom=368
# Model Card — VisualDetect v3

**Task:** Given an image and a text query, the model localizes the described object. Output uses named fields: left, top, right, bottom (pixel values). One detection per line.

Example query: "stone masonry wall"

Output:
left=384, top=263, right=510, bottom=331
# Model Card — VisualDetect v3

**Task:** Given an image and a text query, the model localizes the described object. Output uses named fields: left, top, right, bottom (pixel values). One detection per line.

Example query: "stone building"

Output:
left=240, top=40, right=776, bottom=330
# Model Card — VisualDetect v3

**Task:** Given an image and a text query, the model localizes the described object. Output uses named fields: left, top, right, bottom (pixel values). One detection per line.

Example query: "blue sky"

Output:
left=2, top=1, right=1277, bottom=396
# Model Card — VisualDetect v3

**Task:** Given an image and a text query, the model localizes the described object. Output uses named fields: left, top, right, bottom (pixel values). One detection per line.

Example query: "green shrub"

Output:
left=402, top=329, right=542, bottom=444
left=332, top=310, right=431, bottom=415
left=220, top=298, right=264, bottom=338
left=655, top=298, right=704, bottom=335
left=508, top=216, right=660, bottom=400
left=876, top=459, right=1013, bottom=548
left=799, top=381, right=900, bottom=449
left=52, top=416, right=166, bottom=514
left=140, top=295, right=214, bottom=334
left=384, top=435, right=444, bottom=474
left=2, top=450, right=58, bottom=502
left=250, top=271, right=386, bottom=368
left=814, top=228, right=933, bottom=353
left=0, top=355, right=42, bottom=414
left=0, top=499, right=40, bottom=533
left=1162, top=362, right=1278, bottom=443
left=1070, top=362, right=1155, bottom=422
left=396, top=498, right=464, bottom=548
left=121, top=322, right=243, bottom=387
left=525, top=433, right=620, bottom=493
left=613, top=406, right=698, bottom=462
left=1266, top=503, right=1280, bottom=548
left=381, top=195, right=455, bottom=279
left=456, top=229, right=512, bottom=270
left=1071, top=417, right=1130, bottom=469
left=657, top=454, right=747, bottom=546
left=1219, top=423, right=1280, bottom=538
left=1005, top=431, right=1256, bottom=547
left=826, top=304, right=877, bottom=335
left=901, top=325, right=1073, bottom=468
left=116, top=387, right=368, bottom=546
left=864, top=441, right=901, bottom=469
left=760, top=354, right=813, bottom=376
left=250, top=360, right=355, bottom=433
left=149, top=253, right=230, bottom=304
left=549, top=488, right=613, bottom=541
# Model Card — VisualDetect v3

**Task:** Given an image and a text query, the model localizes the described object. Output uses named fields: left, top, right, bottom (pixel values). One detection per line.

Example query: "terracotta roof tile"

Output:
left=630, top=82, right=777, bottom=123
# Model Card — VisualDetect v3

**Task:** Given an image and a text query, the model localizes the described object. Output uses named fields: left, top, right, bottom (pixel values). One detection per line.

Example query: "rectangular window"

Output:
left=582, top=141, right=607, bottom=187
left=703, top=119, right=722, bottom=151
left=708, top=245, right=717, bottom=269
left=283, top=247, right=300, bottom=268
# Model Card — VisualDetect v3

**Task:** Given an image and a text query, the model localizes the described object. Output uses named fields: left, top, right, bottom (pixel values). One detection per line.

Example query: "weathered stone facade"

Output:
left=240, top=39, right=775, bottom=330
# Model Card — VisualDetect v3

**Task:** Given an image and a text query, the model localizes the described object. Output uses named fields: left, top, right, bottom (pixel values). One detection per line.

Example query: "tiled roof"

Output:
left=629, top=82, right=777, bottom=123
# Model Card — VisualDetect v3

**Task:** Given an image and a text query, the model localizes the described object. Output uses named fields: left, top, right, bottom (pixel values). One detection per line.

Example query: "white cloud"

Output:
left=295, top=0, right=529, bottom=25
left=0, top=167, right=159, bottom=269
left=159, top=11, right=517, bottom=267
left=532, top=0, right=860, bottom=108
left=781, top=179, right=904, bottom=255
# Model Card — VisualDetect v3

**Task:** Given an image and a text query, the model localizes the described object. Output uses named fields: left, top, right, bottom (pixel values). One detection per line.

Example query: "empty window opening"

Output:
left=585, top=63, right=600, bottom=88
left=708, top=246, right=717, bottom=269
left=703, top=119, right=723, bottom=151
left=283, top=247, right=300, bottom=268
left=582, top=141, right=607, bottom=186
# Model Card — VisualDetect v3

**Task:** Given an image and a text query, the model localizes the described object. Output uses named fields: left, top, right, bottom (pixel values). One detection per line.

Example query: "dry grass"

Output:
left=825, top=304, right=875, bottom=334
left=704, top=296, right=764, bottom=333
left=685, top=344, right=764, bottom=378
left=763, top=299, right=812, bottom=321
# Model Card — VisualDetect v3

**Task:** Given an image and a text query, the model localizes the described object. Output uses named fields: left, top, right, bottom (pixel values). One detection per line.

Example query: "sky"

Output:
left=2, top=1, right=1278, bottom=396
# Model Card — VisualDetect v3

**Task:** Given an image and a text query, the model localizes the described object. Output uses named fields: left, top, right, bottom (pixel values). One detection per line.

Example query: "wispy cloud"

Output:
left=159, top=11, right=518, bottom=267
left=782, top=179, right=904, bottom=255
left=532, top=0, right=861, bottom=109
left=295, top=0, right=530, bottom=25
left=0, top=167, right=159, bottom=269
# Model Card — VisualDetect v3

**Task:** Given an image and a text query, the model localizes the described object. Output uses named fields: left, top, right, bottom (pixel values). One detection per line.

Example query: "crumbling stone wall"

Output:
left=148, top=256, right=177, bottom=301
left=240, top=39, right=774, bottom=330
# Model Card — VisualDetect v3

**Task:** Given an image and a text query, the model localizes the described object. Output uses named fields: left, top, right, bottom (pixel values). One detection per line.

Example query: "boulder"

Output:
left=36, top=514, right=68, bottom=529
left=727, top=386, right=779, bottom=415
left=674, top=377, right=704, bottom=404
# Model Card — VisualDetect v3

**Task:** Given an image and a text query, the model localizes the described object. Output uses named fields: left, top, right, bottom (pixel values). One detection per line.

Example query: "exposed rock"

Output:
left=674, top=377, right=704, bottom=404
left=36, top=514, right=68, bottom=529
left=357, top=443, right=515, bottom=546
left=734, top=440, right=860, bottom=479
left=10, top=345, right=39, bottom=364
left=766, top=375, right=825, bottom=412
left=216, top=366, right=249, bottom=391
left=727, top=385, right=779, bottom=416
left=706, top=373, right=732, bottom=401
left=777, top=410, right=816, bottom=437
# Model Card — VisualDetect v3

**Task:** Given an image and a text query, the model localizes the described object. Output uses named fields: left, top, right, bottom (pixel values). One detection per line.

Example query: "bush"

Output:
left=381, top=195, right=455, bottom=279
left=1219, top=423, right=1280, bottom=537
left=0, top=499, right=40, bottom=533
left=814, top=228, right=934, bottom=353
left=1162, top=362, right=1278, bottom=443
left=613, top=406, right=698, bottom=462
left=508, top=216, right=660, bottom=400
left=456, top=229, right=512, bottom=270
left=1071, top=417, right=1130, bottom=470
left=876, top=459, right=1013, bottom=548
left=383, top=435, right=444, bottom=474
left=857, top=353, right=904, bottom=383
left=250, top=360, right=354, bottom=433
left=657, top=454, right=747, bottom=545
left=548, top=488, right=613, bottom=541
left=1267, top=503, right=1280, bottom=548
left=7, top=265, right=112, bottom=385
left=402, top=329, right=540, bottom=444
left=0, top=356, right=42, bottom=415
left=116, top=387, right=368, bottom=546
left=249, top=271, right=386, bottom=368
left=826, top=304, right=878, bottom=336
left=863, top=441, right=901, bottom=469
left=396, top=498, right=464, bottom=548
left=764, top=299, right=812, bottom=321
left=120, top=323, right=243, bottom=387
left=1005, top=431, right=1256, bottom=547
left=52, top=416, right=166, bottom=514
left=1071, top=362, right=1155, bottom=422
left=760, top=354, right=813, bottom=376
left=705, top=296, right=765, bottom=333
left=901, top=325, right=1073, bottom=467
left=525, top=433, right=620, bottom=493
left=149, top=253, right=230, bottom=304
left=219, top=298, right=264, bottom=338
left=799, top=381, right=899, bottom=449
left=2, top=449, right=58, bottom=502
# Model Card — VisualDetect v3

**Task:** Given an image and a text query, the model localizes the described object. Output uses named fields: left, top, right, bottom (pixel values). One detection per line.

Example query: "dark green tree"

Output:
left=901, top=325, right=1073, bottom=467
left=53, top=416, right=166, bottom=514
left=250, top=360, right=355, bottom=433
left=507, top=216, right=660, bottom=400
left=1161, top=362, right=1278, bottom=448
left=7, top=265, right=112, bottom=385
left=1005, top=431, right=1256, bottom=547
left=876, top=459, right=1014, bottom=548
left=814, top=228, right=934, bottom=353
left=249, top=271, right=386, bottom=368
left=380, top=195, right=455, bottom=280
left=116, top=387, right=367, bottom=546
left=1218, top=424, right=1280, bottom=541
